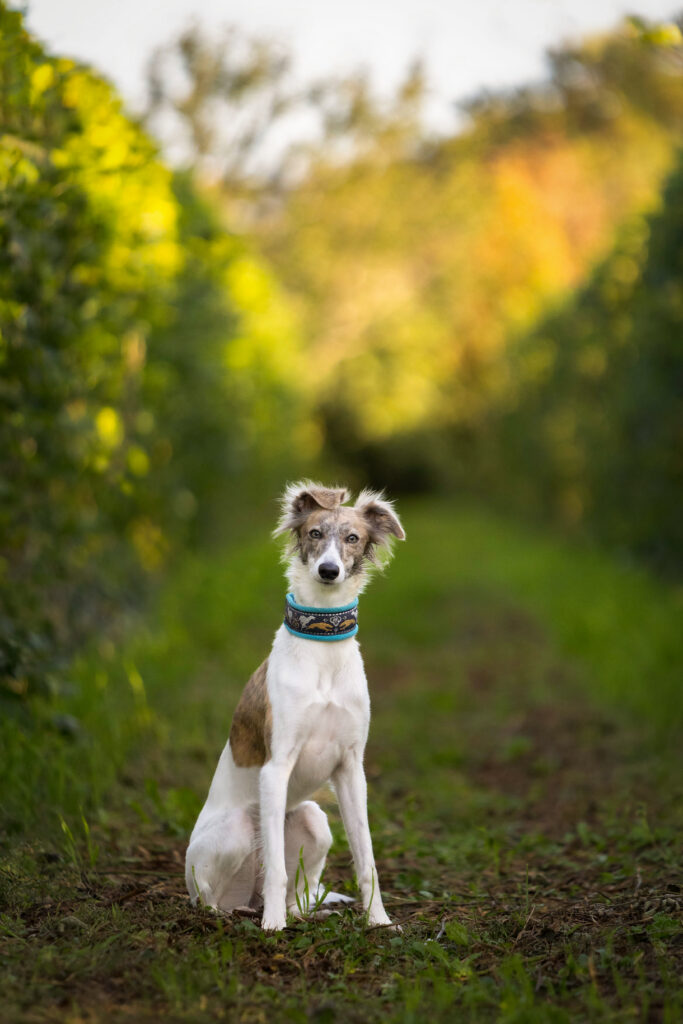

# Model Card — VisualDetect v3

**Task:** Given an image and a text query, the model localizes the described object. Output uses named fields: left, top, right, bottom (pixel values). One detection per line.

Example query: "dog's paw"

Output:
left=367, top=913, right=402, bottom=933
left=261, top=914, right=287, bottom=932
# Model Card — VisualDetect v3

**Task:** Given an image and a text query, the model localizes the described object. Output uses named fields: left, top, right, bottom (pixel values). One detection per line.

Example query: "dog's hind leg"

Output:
left=284, top=801, right=334, bottom=916
left=186, top=807, right=257, bottom=912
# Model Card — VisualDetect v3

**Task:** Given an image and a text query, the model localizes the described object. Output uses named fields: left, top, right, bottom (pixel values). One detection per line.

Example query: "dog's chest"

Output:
left=289, top=698, right=359, bottom=799
left=271, top=630, right=370, bottom=801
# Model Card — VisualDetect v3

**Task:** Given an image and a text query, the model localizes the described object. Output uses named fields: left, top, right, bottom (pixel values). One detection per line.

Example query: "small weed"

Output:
left=294, top=846, right=311, bottom=916
left=58, top=810, right=99, bottom=870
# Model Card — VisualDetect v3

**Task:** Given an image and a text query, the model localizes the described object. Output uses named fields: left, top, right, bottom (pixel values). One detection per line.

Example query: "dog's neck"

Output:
left=286, top=560, right=366, bottom=609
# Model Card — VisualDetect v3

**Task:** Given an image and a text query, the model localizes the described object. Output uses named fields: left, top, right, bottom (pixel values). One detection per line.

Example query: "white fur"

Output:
left=185, top=488, right=402, bottom=931
left=312, top=539, right=346, bottom=583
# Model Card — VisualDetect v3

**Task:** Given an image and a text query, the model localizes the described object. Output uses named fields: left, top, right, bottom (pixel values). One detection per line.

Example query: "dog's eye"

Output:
left=309, top=529, right=322, bottom=539
left=346, top=533, right=359, bottom=544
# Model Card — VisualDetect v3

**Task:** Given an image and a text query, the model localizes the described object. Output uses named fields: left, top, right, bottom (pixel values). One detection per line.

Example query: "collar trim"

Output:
left=284, top=591, right=359, bottom=642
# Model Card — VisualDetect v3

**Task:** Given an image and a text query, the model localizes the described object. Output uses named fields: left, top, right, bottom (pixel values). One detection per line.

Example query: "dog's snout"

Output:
left=318, top=561, right=340, bottom=581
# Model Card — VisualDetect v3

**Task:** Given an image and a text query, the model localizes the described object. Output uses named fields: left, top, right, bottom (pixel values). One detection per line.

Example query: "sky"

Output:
left=24, top=0, right=680, bottom=135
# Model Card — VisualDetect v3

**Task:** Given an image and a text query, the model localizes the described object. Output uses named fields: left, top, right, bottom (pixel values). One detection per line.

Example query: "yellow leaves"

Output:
left=226, top=254, right=271, bottom=309
left=330, top=319, right=451, bottom=441
left=648, top=24, right=683, bottom=46
left=95, top=407, right=123, bottom=449
left=0, top=145, right=40, bottom=185
left=320, top=260, right=418, bottom=367
left=57, top=59, right=79, bottom=107
left=477, top=149, right=589, bottom=331
left=30, top=63, right=54, bottom=100
left=94, top=408, right=149, bottom=479
left=47, top=65, right=182, bottom=290
left=127, top=446, right=150, bottom=477
left=627, top=17, right=683, bottom=48
left=216, top=246, right=316, bottom=456
left=276, top=108, right=678, bottom=452
left=224, top=253, right=305, bottom=386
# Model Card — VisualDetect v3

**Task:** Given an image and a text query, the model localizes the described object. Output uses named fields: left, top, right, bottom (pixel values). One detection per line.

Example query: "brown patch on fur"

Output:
left=275, top=481, right=351, bottom=537
left=298, top=508, right=371, bottom=573
left=298, top=486, right=348, bottom=511
left=229, top=658, right=272, bottom=767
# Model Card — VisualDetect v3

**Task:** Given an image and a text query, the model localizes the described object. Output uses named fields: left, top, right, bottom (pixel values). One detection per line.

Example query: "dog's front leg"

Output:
left=333, top=754, right=393, bottom=927
left=259, top=760, right=290, bottom=931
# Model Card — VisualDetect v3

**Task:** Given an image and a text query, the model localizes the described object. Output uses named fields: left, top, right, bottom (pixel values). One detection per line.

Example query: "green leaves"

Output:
left=0, top=6, right=308, bottom=705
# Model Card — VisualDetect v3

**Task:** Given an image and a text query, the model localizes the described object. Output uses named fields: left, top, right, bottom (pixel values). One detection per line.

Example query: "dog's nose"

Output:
left=318, top=562, right=340, bottom=581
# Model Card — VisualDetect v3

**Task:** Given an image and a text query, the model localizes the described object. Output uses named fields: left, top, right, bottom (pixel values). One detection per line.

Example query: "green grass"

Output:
left=1, top=499, right=681, bottom=1022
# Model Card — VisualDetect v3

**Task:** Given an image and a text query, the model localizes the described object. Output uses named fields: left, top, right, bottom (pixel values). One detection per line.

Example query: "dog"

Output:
left=185, top=481, right=405, bottom=931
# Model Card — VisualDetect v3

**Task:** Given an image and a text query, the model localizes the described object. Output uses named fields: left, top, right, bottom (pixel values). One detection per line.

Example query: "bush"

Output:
left=0, top=5, right=309, bottom=704
left=485, top=151, right=683, bottom=572
left=0, top=5, right=181, bottom=699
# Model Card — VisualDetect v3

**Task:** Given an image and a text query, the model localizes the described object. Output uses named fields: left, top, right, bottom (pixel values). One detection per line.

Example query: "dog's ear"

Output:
left=274, top=481, right=350, bottom=536
left=355, top=489, right=406, bottom=548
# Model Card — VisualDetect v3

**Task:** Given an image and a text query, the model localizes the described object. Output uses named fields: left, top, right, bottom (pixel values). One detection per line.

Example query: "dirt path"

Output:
left=2, top=582, right=681, bottom=1022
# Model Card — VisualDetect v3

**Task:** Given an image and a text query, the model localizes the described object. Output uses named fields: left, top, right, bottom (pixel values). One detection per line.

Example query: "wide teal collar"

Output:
left=284, top=592, right=359, bottom=641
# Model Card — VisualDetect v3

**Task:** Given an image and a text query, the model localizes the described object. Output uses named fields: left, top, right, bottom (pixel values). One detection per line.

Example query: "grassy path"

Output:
left=2, top=501, right=682, bottom=1022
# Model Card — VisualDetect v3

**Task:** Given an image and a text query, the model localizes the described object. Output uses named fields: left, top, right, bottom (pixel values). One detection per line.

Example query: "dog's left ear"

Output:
left=355, top=490, right=406, bottom=547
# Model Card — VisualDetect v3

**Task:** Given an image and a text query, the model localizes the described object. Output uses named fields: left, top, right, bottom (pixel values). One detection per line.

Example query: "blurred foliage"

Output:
left=0, top=3, right=178, bottom=700
left=1, top=6, right=682, bottom=709
left=484, top=150, right=683, bottom=572
left=259, top=20, right=683, bottom=481
left=140, top=172, right=311, bottom=548
left=0, top=4, right=309, bottom=702
left=140, top=17, right=683, bottom=564
left=249, top=18, right=683, bottom=572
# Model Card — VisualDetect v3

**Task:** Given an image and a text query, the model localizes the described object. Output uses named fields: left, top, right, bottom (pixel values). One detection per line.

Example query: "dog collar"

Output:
left=284, top=592, right=359, bottom=641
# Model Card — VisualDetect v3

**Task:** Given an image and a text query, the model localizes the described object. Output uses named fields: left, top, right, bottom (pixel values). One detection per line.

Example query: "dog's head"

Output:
left=274, top=481, right=405, bottom=589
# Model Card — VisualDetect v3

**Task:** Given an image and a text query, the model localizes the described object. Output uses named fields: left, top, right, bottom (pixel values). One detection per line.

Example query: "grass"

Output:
left=1, top=499, right=681, bottom=1022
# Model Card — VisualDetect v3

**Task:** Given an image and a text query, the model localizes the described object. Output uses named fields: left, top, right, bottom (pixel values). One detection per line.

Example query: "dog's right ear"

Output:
left=273, top=481, right=350, bottom=536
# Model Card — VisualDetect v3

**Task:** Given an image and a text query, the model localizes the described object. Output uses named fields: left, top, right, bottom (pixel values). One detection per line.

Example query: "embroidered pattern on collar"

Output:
left=284, top=592, right=358, bottom=641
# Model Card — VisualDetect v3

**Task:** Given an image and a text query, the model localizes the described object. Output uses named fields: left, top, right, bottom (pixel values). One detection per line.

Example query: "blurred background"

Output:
left=1, top=0, right=682, bottom=695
